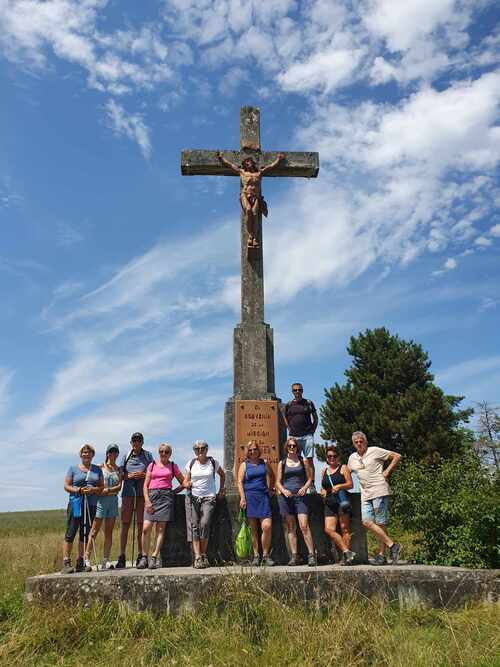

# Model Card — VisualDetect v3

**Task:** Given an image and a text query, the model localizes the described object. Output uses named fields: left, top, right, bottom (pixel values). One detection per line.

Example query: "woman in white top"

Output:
left=184, top=440, right=225, bottom=569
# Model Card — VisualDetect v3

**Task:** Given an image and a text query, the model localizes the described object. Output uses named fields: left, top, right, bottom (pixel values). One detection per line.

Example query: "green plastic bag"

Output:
left=235, top=508, right=252, bottom=559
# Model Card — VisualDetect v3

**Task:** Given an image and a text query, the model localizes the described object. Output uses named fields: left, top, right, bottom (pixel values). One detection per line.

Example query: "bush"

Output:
left=392, top=454, right=500, bottom=568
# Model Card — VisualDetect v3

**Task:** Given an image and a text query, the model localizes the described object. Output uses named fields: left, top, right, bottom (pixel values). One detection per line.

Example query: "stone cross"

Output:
left=181, top=106, right=319, bottom=487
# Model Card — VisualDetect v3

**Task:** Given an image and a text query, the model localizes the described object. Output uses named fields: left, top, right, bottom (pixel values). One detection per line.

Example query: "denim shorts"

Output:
left=361, top=495, right=390, bottom=524
left=295, top=434, right=315, bottom=459
left=95, top=495, right=119, bottom=519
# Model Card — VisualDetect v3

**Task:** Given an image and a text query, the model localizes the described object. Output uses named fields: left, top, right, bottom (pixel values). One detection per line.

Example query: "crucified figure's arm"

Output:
left=217, top=151, right=241, bottom=174
left=260, top=153, right=285, bottom=175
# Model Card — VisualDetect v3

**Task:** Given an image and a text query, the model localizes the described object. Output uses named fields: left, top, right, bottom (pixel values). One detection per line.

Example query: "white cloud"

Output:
left=0, top=368, right=13, bottom=417
left=490, top=223, right=500, bottom=237
left=474, top=235, right=492, bottom=247
left=105, top=100, right=152, bottom=158
left=444, top=258, right=457, bottom=270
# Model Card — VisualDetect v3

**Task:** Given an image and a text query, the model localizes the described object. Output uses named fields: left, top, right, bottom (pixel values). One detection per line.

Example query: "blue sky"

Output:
left=1, top=0, right=499, bottom=511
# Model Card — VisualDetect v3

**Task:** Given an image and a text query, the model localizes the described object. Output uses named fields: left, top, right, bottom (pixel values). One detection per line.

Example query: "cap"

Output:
left=106, top=443, right=120, bottom=454
left=131, top=432, right=144, bottom=442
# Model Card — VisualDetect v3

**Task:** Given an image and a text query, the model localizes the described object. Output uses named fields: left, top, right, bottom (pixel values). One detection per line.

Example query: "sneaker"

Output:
left=135, top=553, right=145, bottom=567
left=251, top=555, right=261, bottom=567
left=371, top=553, right=387, bottom=566
left=115, top=554, right=126, bottom=569
left=201, top=554, right=210, bottom=569
left=389, top=542, right=401, bottom=564
left=342, top=550, right=356, bottom=566
left=288, top=554, right=300, bottom=566
left=307, top=553, right=317, bottom=567
left=137, top=555, right=148, bottom=569
left=193, top=556, right=203, bottom=569
left=261, top=556, right=275, bottom=567
left=101, top=560, right=114, bottom=571
left=83, top=559, right=92, bottom=572
left=75, top=557, right=85, bottom=572
left=148, top=556, right=158, bottom=570
left=61, top=560, right=74, bottom=574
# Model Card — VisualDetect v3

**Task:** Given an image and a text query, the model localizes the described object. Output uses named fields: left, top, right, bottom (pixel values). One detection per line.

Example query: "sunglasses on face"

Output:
left=194, top=447, right=207, bottom=452
left=248, top=449, right=258, bottom=453
left=159, top=450, right=170, bottom=455
left=288, top=444, right=298, bottom=449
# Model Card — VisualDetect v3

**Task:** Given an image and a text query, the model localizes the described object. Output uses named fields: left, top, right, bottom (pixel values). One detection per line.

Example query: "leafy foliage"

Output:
left=392, top=454, right=500, bottom=568
left=320, top=328, right=473, bottom=461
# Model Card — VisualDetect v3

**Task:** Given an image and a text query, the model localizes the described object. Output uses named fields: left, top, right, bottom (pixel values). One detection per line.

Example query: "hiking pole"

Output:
left=131, top=482, right=137, bottom=568
left=82, top=490, right=88, bottom=570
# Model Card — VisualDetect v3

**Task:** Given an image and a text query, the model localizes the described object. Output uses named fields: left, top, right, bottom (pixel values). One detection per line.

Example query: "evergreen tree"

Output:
left=320, top=328, right=473, bottom=461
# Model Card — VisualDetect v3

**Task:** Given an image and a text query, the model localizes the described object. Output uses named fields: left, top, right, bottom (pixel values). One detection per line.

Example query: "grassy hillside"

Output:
left=0, top=509, right=498, bottom=666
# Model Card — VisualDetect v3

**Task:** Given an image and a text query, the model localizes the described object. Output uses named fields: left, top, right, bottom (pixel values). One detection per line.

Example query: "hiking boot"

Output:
left=371, top=553, right=387, bottom=566
left=83, top=559, right=92, bottom=572
left=342, top=550, right=356, bottom=566
left=261, top=556, right=275, bottom=567
left=251, top=555, right=261, bottom=567
left=136, top=555, right=148, bottom=569
left=193, top=556, right=203, bottom=569
left=101, top=559, right=114, bottom=571
left=288, top=554, right=300, bottom=566
left=115, top=554, right=126, bottom=569
left=201, top=555, right=210, bottom=569
left=307, top=553, right=317, bottom=567
left=61, top=560, right=74, bottom=574
left=148, top=556, right=159, bottom=570
left=75, top=557, right=85, bottom=572
left=136, top=553, right=145, bottom=567
left=389, top=542, right=401, bottom=564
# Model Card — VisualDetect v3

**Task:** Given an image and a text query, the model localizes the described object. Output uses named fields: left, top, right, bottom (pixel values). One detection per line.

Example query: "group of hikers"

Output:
left=62, top=383, right=402, bottom=573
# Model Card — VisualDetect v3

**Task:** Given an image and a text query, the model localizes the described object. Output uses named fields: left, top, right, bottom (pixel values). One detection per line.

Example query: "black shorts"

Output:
left=323, top=496, right=352, bottom=518
left=64, top=501, right=97, bottom=543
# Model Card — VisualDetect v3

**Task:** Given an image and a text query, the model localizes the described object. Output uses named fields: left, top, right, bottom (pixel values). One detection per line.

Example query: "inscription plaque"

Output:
left=235, top=400, right=280, bottom=479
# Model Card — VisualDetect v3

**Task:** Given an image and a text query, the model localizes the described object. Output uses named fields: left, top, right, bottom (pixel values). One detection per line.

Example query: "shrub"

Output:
left=392, top=454, right=500, bottom=568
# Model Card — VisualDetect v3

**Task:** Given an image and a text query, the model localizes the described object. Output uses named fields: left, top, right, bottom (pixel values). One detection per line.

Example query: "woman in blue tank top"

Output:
left=276, top=437, right=316, bottom=566
left=237, top=441, right=275, bottom=566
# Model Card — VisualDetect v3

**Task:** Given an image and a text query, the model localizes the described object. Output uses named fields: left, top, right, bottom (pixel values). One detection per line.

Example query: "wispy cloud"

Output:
left=105, top=99, right=152, bottom=158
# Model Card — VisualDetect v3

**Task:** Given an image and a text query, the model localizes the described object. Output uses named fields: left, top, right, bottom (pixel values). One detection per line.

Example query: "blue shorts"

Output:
left=295, top=434, right=314, bottom=459
left=278, top=493, right=309, bottom=517
left=361, top=495, right=390, bottom=524
left=95, top=495, right=119, bottom=519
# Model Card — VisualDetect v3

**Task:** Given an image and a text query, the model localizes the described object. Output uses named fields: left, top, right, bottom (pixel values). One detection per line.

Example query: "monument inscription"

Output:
left=235, top=400, right=280, bottom=478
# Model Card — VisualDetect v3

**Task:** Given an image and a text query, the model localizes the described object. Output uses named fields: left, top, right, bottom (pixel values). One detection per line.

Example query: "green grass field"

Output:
left=0, top=509, right=498, bottom=666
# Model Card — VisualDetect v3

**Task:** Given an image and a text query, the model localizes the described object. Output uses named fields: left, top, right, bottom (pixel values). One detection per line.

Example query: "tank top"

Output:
left=102, top=465, right=120, bottom=495
left=321, top=465, right=346, bottom=493
left=282, top=458, right=306, bottom=494
left=243, top=459, right=267, bottom=493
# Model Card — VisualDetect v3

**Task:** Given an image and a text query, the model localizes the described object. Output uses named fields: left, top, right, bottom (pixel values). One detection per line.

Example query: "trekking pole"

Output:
left=82, top=491, right=88, bottom=570
left=131, top=483, right=137, bottom=567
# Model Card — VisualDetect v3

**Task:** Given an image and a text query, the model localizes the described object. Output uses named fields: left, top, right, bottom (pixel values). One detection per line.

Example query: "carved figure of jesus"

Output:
left=217, top=151, right=284, bottom=248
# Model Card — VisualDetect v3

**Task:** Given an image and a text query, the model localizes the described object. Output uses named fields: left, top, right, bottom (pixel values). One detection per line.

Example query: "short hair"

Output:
left=351, top=431, right=368, bottom=444
left=79, top=443, right=95, bottom=456
left=291, top=382, right=303, bottom=390
left=246, top=441, right=260, bottom=456
left=193, top=440, right=208, bottom=451
left=158, top=443, right=172, bottom=455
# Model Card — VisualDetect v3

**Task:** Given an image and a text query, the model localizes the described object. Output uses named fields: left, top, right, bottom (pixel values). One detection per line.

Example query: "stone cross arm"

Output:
left=181, top=149, right=319, bottom=178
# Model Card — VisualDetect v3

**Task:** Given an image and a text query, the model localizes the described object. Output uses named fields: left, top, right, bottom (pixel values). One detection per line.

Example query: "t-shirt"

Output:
left=66, top=464, right=103, bottom=507
left=119, top=448, right=154, bottom=497
left=147, top=461, right=181, bottom=490
left=284, top=398, right=317, bottom=436
left=185, top=458, right=221, bottom=498
left=348, top=446, right=392, bottom=501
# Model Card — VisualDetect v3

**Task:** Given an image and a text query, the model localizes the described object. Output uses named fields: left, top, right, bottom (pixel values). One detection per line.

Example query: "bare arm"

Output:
left=260, top=152, right=284, bottom=175
left=265, top=462, right=275, bottom=493
left=383, top=452, right=401, bottom=479
left=217, top=151, right=241, bottom=174
left=64, top=474, right=79, bottom=496
left=298, top=459, right=313, bottom=495
left=143, top=468, right=152, bottom=508
left=311, top=411, right=318, bottom=434
left=107, top=470, right=123, bottom=495
left=217, top=467, right=226, bottom=496
left=237, top=462, right=246, bottom=508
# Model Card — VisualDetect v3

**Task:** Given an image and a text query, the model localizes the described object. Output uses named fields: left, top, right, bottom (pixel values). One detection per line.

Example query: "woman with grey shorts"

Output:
left=184, top=441, right=225, bottom=569
left=138, top=443, right=185, bottom=569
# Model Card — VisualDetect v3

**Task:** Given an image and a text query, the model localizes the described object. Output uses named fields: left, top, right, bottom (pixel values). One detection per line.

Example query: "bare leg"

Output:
left=142, top=520, right=153, bottom=557
left=249, top=517, right=260, bottom=556
left=152, top=522, right=166, bottom=557
left=324, top=516, right=348, bottom=554
left=261, top=518, right=272, bottom=557
left=285, top=515, right=298, bottom=555
left=362, top=520, right=393, bottom=553
left=119, top=522, right=130, bottom=555
left=137, top=522, right=144, bottom=555
left=339, top=513, right=352, bottom=550
left=199, top=538, right=209, bottom=556
left=63, top=541, right=73, bottom=560
left=103, top=518, right=116, bottom=560
left=297, top=514, right=315, bottom=554
left=192, top=539, right=201, bottom=559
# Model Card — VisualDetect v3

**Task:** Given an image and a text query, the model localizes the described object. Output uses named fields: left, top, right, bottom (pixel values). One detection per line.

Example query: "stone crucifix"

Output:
left=181, top=107, right=319, bottom=326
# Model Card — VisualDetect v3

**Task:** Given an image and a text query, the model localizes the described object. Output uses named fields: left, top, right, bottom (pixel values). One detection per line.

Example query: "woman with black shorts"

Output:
left=321, top=444, right=356, bottom=565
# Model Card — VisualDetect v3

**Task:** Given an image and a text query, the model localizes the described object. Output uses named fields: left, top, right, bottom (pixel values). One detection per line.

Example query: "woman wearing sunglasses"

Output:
left=184, top=440, right=225, bottom=569
left=320, top=444, right=356, bottom=565
left=139, top=443, right=185, bottom=569
left=276, top=436, right=316, bottom=566
left=237, top=441, right=275, bottom=566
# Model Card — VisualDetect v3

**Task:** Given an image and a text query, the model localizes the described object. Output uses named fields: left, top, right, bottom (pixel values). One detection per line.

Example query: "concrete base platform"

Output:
left=26, top=564, right=500, bottom=614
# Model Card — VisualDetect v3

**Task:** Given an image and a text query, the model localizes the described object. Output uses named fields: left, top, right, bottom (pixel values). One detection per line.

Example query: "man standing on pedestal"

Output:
left=283, top=383, right=318, bottom=490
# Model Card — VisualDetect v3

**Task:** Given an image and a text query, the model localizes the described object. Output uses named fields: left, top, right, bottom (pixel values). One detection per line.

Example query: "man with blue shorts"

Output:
left=283, top=383, right=318, bottom=490
left=348, top=431, right=401, bottom=565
